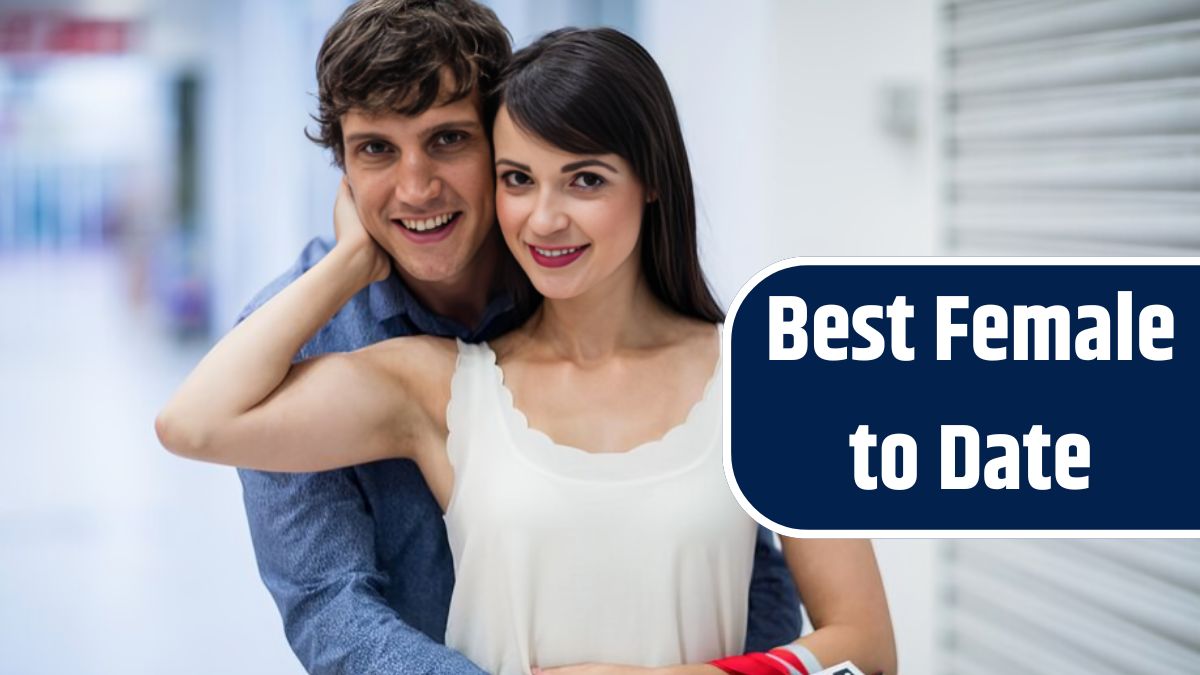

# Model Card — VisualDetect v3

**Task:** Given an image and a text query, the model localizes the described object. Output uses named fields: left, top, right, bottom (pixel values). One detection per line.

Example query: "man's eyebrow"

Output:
left=562, top=159, right=618, bottom=173
left=344, top=132, right=385, bottom=144
left=426, top=119, right=483, bottom=135
left=496, top=159, right=531, bottom=171
left=342, top=119, right=483, bottom=145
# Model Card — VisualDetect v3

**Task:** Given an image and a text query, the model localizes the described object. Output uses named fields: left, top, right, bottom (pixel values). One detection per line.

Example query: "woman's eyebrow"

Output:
left=562, top=159, right=618, bottom=173
left=496, top=159, right=531, bottom=171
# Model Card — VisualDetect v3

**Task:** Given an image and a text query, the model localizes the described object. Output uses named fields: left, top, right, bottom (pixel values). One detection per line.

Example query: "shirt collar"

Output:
left=367, top=271, right=413, bottom=324
left=367, top=270, right=519, bottom=341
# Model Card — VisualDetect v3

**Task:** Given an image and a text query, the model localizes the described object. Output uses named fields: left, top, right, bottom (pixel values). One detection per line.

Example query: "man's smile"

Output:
left=391, top=211, right=463, bottom=243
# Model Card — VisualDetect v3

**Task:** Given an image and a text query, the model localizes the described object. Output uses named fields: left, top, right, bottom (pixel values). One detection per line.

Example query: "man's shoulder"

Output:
left=237, top=237, right=337, bottom=322
left=236, top=237, right=391, bottom=358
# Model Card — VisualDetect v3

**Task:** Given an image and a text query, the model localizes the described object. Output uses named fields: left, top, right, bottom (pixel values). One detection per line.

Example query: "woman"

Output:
left=157, top=28, right=896, bottom=675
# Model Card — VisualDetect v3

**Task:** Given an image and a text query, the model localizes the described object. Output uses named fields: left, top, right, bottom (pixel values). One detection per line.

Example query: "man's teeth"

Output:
left=535, top=246, right=583, bottom=258
left=400, top=213, right=454, bottom=231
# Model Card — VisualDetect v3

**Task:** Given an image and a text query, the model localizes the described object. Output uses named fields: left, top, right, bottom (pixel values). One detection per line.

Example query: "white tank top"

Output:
left=442, top=335, right=757, bottom=675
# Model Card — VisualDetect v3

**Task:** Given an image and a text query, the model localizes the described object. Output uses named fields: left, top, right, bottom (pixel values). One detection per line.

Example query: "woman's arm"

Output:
left=772, top=538, right=897, bottom=675
left=155, top=182, right=448, bottom=472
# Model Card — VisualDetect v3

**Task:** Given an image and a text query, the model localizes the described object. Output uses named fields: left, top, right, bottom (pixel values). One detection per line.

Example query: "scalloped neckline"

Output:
left=484, top=336, right=721, bottom=461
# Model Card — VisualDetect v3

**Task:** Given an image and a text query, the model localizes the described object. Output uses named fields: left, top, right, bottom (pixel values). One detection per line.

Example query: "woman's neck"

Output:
left=526, top=265, right=672, bottom=364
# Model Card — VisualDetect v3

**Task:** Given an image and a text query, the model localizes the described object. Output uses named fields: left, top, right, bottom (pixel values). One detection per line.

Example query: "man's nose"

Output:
left=392, top=153, right=442, bottom=207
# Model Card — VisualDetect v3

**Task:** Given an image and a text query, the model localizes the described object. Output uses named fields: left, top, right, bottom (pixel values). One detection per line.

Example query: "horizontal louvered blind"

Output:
left=938, top=3, right=1200, bottom=672
left=940, top=540, right=1200, bottom=674
left=943, top=0, right=1200, bottom=252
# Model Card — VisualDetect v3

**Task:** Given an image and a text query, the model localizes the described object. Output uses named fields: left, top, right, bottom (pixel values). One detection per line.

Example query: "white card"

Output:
left=812, top=662, right=866, bottom=675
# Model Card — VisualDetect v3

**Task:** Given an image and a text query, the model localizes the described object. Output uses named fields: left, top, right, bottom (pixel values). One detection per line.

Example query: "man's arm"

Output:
left=240, top=467, right=486, bottom=675
left=744, top=525, right=803, bottom=652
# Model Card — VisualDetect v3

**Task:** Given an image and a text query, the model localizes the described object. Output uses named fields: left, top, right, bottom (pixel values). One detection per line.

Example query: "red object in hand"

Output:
left=709, top=650, right=810, bottom=675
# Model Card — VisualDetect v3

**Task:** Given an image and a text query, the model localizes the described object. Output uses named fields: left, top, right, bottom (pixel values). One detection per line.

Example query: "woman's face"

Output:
left=492, top=106, right=647, bottom=301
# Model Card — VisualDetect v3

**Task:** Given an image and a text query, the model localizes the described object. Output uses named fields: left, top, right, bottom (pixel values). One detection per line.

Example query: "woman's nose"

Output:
left=527, top=191, right=570, bottom=237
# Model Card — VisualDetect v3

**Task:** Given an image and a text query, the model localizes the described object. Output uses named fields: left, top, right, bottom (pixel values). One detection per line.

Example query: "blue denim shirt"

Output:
left=237, top=237, right=801, bottom=674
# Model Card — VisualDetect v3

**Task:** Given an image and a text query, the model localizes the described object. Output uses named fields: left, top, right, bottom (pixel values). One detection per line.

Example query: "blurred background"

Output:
left=1, top=0, right=1198, bottom=673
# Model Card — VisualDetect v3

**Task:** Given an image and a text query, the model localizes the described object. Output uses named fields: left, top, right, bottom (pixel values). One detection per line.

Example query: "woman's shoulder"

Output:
left=350, top=335, right=463, bottom=428
left=359, top=333, right=458, bottom=358
left=624, top=315, right=720, bottom=377
left=662, top=316, right=721, bottom=356
left=354, top=335, right=460, bottom=385
left=678, top=319, right=721, bottom=369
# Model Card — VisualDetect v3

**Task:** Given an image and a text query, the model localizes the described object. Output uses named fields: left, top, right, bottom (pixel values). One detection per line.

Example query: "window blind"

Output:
left=940, top=539, right=1200, bottom=674
left=943, top=0, right=1200, bottom=252
left=938, top=3, right=1200, bottom=672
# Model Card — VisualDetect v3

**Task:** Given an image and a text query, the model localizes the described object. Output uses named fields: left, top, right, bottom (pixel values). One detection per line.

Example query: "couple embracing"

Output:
left=156, top=1, right=896, bottom=673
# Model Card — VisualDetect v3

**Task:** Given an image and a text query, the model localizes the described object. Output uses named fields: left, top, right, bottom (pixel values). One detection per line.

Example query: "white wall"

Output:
left=768, top=1, right=939, bottom=258
left=638, top=0, right=778, bottom=307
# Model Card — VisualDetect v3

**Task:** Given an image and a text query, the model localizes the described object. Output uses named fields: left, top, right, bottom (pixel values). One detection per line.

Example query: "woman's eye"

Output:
left=571, top=172, right=606, bottom=189
left=435, top=131, right=467, bottom=146
left=501, top=171, right=532, bottom=187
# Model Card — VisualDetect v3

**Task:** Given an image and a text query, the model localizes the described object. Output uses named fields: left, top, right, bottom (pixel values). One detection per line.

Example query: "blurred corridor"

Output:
left=0, top=252, right=301, bottom=673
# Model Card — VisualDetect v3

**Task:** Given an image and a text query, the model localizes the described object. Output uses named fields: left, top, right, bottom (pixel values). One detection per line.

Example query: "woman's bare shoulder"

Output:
left=353, top=335, right=458, bottom=396
left=664, top=316, right=721, bottom=354
left=360, top=334, right=459, bottom=359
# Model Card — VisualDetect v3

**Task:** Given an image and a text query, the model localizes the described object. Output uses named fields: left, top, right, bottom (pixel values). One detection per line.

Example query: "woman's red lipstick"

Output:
left=529, top=244, right=589, bottom=268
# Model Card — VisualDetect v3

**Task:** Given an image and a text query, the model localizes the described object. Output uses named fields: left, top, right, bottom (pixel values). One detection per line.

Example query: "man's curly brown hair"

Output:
left=307, top=0, right=511, bottom=168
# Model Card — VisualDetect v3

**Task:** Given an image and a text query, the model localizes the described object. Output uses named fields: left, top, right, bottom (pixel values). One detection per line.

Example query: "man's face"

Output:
left=341, top=90, right=494, bottom=286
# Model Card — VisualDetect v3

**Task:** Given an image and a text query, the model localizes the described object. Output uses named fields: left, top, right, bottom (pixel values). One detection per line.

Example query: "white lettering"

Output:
left=881, top=433, right=918, bottom=491
left=769, top=296, right=807, bottom=360
left=849, top=425, right=878, bottom=490
left=941, top=425, right=979, bottom=489
left=937, top=296, right=970, bottom=361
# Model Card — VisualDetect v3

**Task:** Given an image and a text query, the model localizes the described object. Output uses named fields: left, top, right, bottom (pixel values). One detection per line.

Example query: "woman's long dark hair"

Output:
left=498, top=27, right=724, bottom=323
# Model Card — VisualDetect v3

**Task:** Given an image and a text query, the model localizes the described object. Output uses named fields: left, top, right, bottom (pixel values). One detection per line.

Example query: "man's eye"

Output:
left=435, top=131, right=467, bottom=146
left=362, top=141, right=391, bottom=155
left=570, top=172, right=606, bottom=189
left=501, top=171, right=532, bottom=187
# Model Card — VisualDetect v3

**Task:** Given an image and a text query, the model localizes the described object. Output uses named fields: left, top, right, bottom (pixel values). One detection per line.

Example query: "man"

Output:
left=237, top=1, right=802, bottom=672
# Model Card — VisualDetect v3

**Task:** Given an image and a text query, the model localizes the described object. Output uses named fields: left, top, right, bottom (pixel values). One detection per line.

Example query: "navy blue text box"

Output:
left=727, top=260, right=1200, bottom=534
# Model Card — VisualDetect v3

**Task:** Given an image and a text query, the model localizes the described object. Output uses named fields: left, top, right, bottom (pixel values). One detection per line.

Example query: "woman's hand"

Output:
left=334, top=177, right=392, bottom=284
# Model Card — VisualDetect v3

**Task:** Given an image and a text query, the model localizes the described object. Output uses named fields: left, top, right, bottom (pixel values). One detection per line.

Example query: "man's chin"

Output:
left=390, top=257, right=468, bottom=286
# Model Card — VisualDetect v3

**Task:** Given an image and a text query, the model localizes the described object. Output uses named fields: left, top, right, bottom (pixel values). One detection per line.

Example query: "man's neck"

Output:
left=396, top=231, right=502, bottom=329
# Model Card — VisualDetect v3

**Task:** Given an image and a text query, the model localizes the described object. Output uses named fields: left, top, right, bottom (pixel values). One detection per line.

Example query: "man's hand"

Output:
left=334, top=178, right=392, bottom=284
left=534, top=665, right=722, bottom=675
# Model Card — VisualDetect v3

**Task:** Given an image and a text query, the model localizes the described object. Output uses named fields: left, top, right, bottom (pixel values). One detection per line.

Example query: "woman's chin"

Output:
left=531, top=286, right=577, bottom=302
left=528, top=278, right=585, bottom=302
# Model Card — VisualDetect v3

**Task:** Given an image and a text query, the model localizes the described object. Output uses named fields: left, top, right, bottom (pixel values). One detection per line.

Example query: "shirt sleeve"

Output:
left=743, top=525, right=804, bottom=652
left=238, top=468, right=487, bottom=675
left=231, top=241, right=485, bottom=674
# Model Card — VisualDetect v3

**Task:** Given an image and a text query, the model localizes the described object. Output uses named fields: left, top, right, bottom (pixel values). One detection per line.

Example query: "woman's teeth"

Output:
left=400, top=212, right=455, bottom=232
left=535, top=246, right=583, bottom=257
